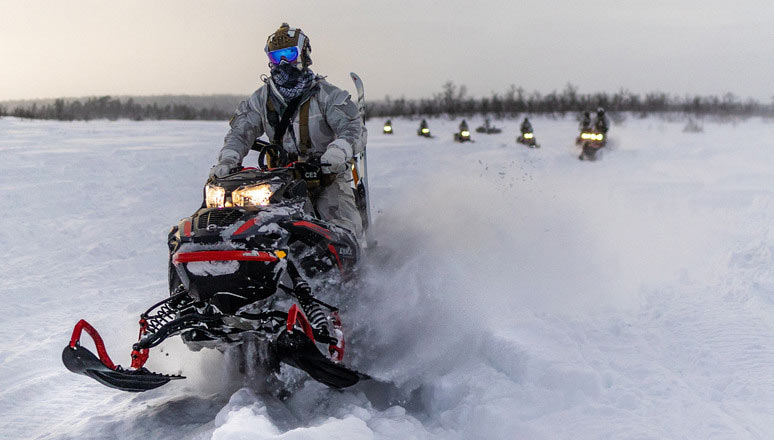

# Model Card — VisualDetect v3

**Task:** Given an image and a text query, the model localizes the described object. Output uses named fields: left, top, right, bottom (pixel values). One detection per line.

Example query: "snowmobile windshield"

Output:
left=268, top=47, right=299, bottom=65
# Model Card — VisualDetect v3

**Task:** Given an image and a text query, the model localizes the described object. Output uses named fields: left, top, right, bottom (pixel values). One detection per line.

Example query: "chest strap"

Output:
left=266, top=97, right=312, bottom=156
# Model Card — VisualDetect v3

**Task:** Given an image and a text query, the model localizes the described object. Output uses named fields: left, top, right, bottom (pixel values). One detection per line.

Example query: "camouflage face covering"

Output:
left=271, top=64, right=315, bottom=101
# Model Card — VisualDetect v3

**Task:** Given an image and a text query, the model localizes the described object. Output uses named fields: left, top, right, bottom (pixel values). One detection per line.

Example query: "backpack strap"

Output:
left=298, top=99, right=311, bottom=156
left=266, top=96, right=312, bottom=157
left=266, top=95, right=303, bottom=146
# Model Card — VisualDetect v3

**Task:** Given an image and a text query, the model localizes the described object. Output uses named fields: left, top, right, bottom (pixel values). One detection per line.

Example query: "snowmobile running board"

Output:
left=62, top=319, right=183, bottom=392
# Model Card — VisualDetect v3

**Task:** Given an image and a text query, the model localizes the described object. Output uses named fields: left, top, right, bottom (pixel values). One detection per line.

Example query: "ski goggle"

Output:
left=267, top=46, right=299, bottom=65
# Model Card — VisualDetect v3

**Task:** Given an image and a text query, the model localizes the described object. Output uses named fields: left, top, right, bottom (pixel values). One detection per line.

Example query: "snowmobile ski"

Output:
left=275, top=330, right=369, bottom=389
left=62, top=319, right=183, bottom=392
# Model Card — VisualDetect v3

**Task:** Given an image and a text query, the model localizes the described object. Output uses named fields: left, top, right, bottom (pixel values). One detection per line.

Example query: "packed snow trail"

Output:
left=1, top=116, right=773, bottom=439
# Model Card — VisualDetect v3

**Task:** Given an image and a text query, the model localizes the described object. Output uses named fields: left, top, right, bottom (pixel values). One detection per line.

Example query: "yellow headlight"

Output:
left=205, top=185, right=226, bottom=208
left=232, top=184, right=273, bottom=207
left=461, top=130, right=470, bottom=137
left=581, top=132, right=592, bottom=140
left=384, top=126, right=392, bottom=132
left=421, top=128, right=429, bottom=134
left=524, top=133, right=534, bottom=139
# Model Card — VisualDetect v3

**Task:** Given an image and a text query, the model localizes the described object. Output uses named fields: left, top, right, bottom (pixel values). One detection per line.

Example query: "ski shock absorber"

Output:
left=294, top=279, right=329, bottom=335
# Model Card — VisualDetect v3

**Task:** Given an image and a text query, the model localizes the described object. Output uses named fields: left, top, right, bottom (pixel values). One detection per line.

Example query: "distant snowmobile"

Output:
left=417, top=119, right=432, bottom=137
left=516, top=117, right=539, bottom=148
left=383, top=120, right=393, bottom=134
left=475, top=118, right=502, bottom=134
left=576, top=130, right=606, bottom=160
left=454, top=119, right=472, bottom=142
left=517, top=132, right=539, bottom=148
left=577, top=108, right=609, bottom=160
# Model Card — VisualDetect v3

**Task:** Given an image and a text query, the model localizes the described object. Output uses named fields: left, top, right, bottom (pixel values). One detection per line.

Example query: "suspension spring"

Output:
left=294, top=280, right=328, bottom=331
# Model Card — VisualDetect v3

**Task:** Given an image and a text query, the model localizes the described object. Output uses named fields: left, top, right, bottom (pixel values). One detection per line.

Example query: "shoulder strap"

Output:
left=267, top=96, right=303, bottom=146
left=298, top=100, right=311, bottom=155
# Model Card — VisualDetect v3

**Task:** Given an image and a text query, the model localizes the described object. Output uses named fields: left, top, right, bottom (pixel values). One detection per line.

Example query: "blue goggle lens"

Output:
left=268, top=47, right=299, bottom=64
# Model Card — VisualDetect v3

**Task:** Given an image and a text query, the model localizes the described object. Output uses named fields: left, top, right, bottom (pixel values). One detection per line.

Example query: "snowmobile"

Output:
left=62, top=73, right=374, bottom=393
left=417, top=120, right=431, bottom=138
left=383, top=120, right=393, bottom=134
left=475, top=118, right=502, bottom=134
left=576, top=130, right=606, bottom=160
left=62, top=142, right=370, bottom=392
left=454, top=128, right=472, bottom=143
left=517, top=132, right=539, bottom=148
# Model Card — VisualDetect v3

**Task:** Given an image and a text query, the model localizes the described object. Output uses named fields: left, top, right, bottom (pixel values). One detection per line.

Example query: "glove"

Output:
left=320, top=146, right=348, bottom=174
left=209, top=149, right=241, bottom=178
left=209, top=163, right=234, bottom=178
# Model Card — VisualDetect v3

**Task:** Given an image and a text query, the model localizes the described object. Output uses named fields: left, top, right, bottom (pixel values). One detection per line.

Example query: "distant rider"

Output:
left=459, top=119, right=469, bottom=133
left=594, top=108, right=609, bottom=134
left=580, top=111, right=592, bottom=131
left=520, top=117, right=533, bottom=134
left=210, top=23, right=366, bottom=237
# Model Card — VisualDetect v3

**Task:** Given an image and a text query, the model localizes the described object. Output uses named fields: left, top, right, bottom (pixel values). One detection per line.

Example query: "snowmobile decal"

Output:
left=233, top=217, right=258, bottom=235
left=173, top=250, right=279, bottom=263
left=292, top=220, right=333, bottom=240
left=328, top=244, right=343, bottom=271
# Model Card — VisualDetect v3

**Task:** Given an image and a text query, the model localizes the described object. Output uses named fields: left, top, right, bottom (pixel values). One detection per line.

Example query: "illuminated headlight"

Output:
left=205, top=184, right=226, bottom=208
left=421, top=128, right=429, bottom=134
left=383, top=126, right=392, bottom=132
left=595, top=134, right=605, bottom=141
left=581, top=132, right=593, bottom=140
left=461, top=130, right=470, bottom=137
left=524, top=133, right=534, bottom=139
left=232, top=183, right=274, bottom=207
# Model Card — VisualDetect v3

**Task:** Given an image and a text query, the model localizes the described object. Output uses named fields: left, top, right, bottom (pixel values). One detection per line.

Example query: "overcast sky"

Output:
left=2, top=0, right=773, bottom=102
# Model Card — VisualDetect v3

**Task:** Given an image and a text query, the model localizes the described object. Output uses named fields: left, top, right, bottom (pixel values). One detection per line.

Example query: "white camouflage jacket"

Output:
left=218, top=76, right=366, bottom=166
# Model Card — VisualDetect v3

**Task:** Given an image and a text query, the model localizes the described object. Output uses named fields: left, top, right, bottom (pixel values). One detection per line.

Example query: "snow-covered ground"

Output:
left=1, top=114, right=774, bottom=439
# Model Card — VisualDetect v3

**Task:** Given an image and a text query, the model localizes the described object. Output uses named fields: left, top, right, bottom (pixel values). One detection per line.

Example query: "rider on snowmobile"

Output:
left=594, top=107, right=609, bottom=134
left=459, top=119, right=469, bottom=133
left=580, top=111, right=592, bottom=131
left=210, top=23, right=366, bottom=237
left=520, top=117, right=533, bottom=134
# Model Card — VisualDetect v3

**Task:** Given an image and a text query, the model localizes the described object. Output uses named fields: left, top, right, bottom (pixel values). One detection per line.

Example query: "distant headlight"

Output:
left=523, top=133, right=534, bottom=139
left=421, top=128, right=429, bottom=134
left=232, top=183, right=274, bottom=207
left=383, top=126, right=392, bottom=132
left=461, top=130, right=470, bottom=137
left=205, top=184, right=226, bottom=208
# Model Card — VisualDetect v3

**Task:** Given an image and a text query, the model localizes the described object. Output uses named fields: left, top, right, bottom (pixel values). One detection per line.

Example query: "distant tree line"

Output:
left=369, top=82, right=774, bottom=119
left=0, top=96, right=232, bottom=121
left=1, top=84, right=772, bottom=122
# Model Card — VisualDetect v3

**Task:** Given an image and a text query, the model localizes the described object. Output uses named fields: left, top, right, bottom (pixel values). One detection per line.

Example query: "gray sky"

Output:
left=2, top=0, right=773, bottom=101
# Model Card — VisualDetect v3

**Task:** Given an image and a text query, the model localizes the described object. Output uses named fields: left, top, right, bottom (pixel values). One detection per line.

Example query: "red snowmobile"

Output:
left=62, top=140, right=372, bottom=392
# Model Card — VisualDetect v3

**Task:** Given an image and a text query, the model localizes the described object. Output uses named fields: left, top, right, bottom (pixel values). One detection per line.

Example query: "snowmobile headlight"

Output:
left=383, top=126, right=392, bottom=132
left=421, top=128, right=429, bottom=134
left=205, top=185, right=226, bottom=208
left=461, top=130, right=470, bottom=137
left=596, top=134, right=605, bottom=141
left=232, top=183, right=274, bottom=207
left=524, top=132, right=534, bottom=139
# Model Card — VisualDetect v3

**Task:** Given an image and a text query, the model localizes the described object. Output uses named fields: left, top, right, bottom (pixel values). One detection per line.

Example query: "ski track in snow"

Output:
left=1, top=115, right=774, bottom=439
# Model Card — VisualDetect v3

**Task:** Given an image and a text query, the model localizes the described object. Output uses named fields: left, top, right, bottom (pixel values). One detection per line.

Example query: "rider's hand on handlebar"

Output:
left=209, top=163, right=234, bottom=178
left=320, top=146, right=348, bottom=174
